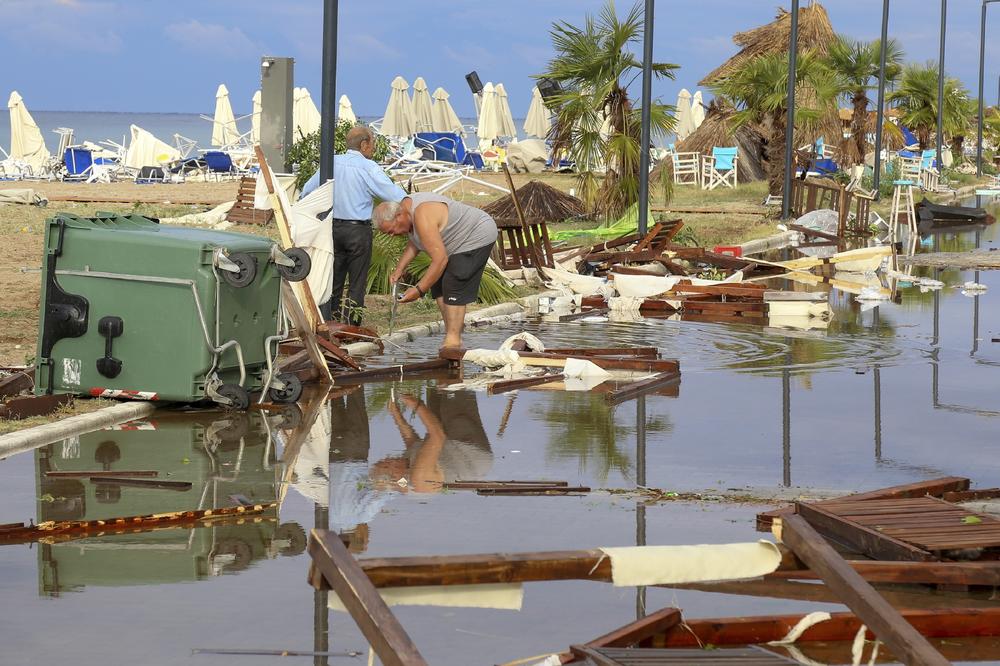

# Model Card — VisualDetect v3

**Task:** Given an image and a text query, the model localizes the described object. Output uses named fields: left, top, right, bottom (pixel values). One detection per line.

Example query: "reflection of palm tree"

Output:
left=531, top=392, right=671, bottom=483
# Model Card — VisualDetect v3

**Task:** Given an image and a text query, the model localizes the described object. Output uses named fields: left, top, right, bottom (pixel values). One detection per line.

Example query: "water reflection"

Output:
left=34, top=411, right=306, bottom=596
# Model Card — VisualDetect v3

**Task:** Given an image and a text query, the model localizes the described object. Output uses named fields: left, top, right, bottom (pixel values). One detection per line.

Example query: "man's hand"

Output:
left=398, top=287, right=421, bottom=303
left=389, top=267, right=404, bottom=284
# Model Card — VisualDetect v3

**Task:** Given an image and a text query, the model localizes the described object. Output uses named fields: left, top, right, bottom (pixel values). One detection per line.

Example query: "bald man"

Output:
left=309, top=126, right=406, bottom=325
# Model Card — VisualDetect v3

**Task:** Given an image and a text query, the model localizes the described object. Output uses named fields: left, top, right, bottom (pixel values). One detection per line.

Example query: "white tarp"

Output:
left=124, top=124, right=181, bottom=169
left=691, top=90, right=706, bottom=130
left=523, top=86, right=552, bottom=139
left=338, top=94, right=356, bottom=124
left=495, top=83, right=518, bottom=138
left=675, top=88, right=695, bottom=141
left=381, top=76, right=414, bottom=138
left=7, top=91, right=50, bottom=173
left=506, top=139, right=547, bottom=174
left=600, top=541, right=782, bottom=587
left=476, top=82, right=502, bottom=148
left=251, top=90, right=262, bottom=145
left=292, top=401, right=333, bottom=507
left=293, top=87, right=322, bottom=138
left=286, top=179, right=334, bottom=304
left=212, top=84, right=240, bottom=148
left=431, top=87, right=463, bottom=134
left=0, top=188, right=47, bottom=206
left=411, top=77, right=434, bottom=133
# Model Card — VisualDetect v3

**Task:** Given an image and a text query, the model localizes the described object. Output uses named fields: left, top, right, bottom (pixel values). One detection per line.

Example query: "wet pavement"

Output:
left=2, top=204, right=1000, bottom=665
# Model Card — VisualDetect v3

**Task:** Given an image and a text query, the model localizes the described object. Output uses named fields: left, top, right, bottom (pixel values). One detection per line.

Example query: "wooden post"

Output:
left=308, top=530, right=429, bottom=666
left=501, top=163, right=547, bottom=279
left=781, top=514, right=950, bottom=666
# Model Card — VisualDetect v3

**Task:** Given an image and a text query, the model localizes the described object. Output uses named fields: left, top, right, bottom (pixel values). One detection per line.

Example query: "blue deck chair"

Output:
left=701, top=146, right=738, bottom=190
left=919, top=149, right=937, bottom=170
left=204, top=151, right=236, bottom=180
left=900, top=126, right=920, bottom=150
left=63, top=147, right=94, bottom=181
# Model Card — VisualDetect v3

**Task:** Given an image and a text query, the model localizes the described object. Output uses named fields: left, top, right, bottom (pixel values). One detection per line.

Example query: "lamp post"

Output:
left=936, top=0, right=947, bottom=171
left=873, top=0, right=890, bottom=196
left=319, top=0, right=339, bottom=184
left=781, top=0, right=800, bottom=220
left=637, top=0, right=655, bottom=236
left=976, top=0, right=1000, bottom=176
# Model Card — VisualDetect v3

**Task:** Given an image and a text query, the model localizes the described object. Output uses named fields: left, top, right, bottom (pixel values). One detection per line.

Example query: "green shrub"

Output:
left=287, top=120, right=391, bottom=190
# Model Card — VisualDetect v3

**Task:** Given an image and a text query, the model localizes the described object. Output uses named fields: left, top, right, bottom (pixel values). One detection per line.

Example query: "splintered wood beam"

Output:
left=487, top=373, right=565, bottom=395
left=308, top=530, right=428, bottom=666
left=771, top=559, right=1000, bottom=587
left=781, top=514, right=949, bottom=666
left=544, top=347, right=660, bottom=359
left=581, top=607, right=682, bottom=651
left=791, top=501, right=935, bottom=562
left=330, top=359, right=453, bottom=386
left=517, top=352, right=680, bottom=374
left=605, top=372, right=681, bottom=405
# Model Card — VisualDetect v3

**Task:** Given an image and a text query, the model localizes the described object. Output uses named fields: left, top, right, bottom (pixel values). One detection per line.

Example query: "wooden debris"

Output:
left=605, top=372, right=682, bottom=405
left=781, top=513, right=949, bottom=665
left=477, top=486, right=590, bottom=496
left=89, top=477, right=192, bottom=491
left=0, top=394, right=71, bottom=419
left=224, top=175, right=274, bottom=225
left=0, top=367, right=34, bottom=399
left=308, top=529, right=429, bottom=666
left=330, top=359, right=454, bottom=386
left=492, top=165, right=554, bottom=274
left=45, top=470, right=158, bottom=478
left=487, top=373, right=565, bottom=395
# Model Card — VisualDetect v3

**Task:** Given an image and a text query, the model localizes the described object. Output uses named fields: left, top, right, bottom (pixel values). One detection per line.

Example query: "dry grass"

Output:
left=0, top=396, right=117, bottom=435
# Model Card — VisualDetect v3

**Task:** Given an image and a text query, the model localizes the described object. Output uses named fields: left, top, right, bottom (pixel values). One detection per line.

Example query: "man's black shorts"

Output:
left=430, top=242, right=495, bottom=306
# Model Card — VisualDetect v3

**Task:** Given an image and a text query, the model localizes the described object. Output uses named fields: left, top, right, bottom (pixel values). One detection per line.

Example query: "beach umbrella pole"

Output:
left=873, top=0, right=890, bottom=197
left=781, top=0, right=800, bottom=221
left=637, top=0, right=654, bottom=235
left=320, top=0, right=339, bottom=184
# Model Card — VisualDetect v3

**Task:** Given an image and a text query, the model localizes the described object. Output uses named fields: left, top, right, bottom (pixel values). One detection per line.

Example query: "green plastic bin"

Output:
left=34, top=213, right=308, bottom=408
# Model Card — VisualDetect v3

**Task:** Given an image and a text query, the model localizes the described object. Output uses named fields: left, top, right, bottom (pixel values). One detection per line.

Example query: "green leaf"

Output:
left=961, top=516, right=982, bottom=525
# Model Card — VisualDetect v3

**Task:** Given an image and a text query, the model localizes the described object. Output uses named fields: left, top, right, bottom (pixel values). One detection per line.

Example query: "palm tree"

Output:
left=826, top=35, right=903, bottom=165
left=538, top=1, right=678, bottom=220
left=889, top=62, right=971, bottom=151
left=713, top=50, right=839, bottom=196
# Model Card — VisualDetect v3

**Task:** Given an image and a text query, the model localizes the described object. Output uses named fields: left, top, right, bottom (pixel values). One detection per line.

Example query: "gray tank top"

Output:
left=407, top=192, right=498, bottom=255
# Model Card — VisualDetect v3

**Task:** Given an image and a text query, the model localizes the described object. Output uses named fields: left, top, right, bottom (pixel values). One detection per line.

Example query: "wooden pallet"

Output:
left=799, top=496, right=1000, bottom=560
left=494, top=216, right=555, bottom=270
left=572, top=646, right=798, bottom=665
left=225, top=176, right=274, bottom=225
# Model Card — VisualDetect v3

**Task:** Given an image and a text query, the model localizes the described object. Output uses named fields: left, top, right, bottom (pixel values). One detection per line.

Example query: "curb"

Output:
left=739, top=230, right=798, bottom=256
left=344, top=290, right=559, bottom=357
left=0, top=401, right=157, bottom=460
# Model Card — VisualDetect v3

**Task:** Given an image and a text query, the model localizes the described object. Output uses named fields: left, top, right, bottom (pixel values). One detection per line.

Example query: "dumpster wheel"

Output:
left=268, top=373, right=303, bottom=404
left=216, top=384, right=250, bottom=410
left=276, top=247, right=311, bottom=282
left=220, top=252, right=257, bottom=288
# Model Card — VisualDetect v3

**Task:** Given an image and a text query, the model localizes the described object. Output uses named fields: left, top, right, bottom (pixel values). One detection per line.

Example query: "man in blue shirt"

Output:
left=306, top=125, right=406, bottom=325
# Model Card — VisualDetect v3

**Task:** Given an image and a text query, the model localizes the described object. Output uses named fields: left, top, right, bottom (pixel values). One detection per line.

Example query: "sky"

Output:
left=4, top=0, right=1000, bottom=119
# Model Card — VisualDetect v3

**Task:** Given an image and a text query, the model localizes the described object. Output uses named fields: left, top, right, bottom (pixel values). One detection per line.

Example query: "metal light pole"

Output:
left=319, top=0, right=339, bottom=184
left=936, top=0, right=947, bottom=170
left=637, top=0, right=655, bottom=236
left=873, top=0, right=890, bottom=196
left=781, top=0, right=800, bottom=220
left=977, top=1, right=1000, bottom=176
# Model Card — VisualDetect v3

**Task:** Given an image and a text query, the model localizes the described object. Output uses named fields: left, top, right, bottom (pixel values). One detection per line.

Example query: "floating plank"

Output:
left=308, top=530, right=429, bottom=666
left=477, top=486, right=590, bottom=496
left=572, top=646, right=799, bottom=665
left=545, top=347, right=660, bottom=359
left=516, top=352, right=679, bottom=374
left=605, top=372, right=681, bottom=405
left=580, top=607, right=682, bottom=652
left=89, top=477, right=192, bottom=491
left=781, top=514, right=950, bottom=666
left=792, top=501, right=935, bottom=562
left=487, top=373, right=565, bottom=395
left=46, top=470, right=158, bottom=478
left=943, top=488, right=1000, bottom=503
left=443, top=480, right=569, bottom=490
left=771, top=559, right=1000, bottom=587
left=330, top=359, right=453, bottom=386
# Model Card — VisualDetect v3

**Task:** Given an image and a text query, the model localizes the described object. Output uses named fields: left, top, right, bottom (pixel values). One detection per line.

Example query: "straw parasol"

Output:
left=674, top=89, right=695, bottom=141
left=699, top=3, right=836, bottom=86
left=411, top=77, right=434, bottom=133
left=293, top=87, right=322, bottom=138
left=477, top=82, right=502, bottom=148
left=665, top=99, right=767, bottom=184
left=691, top=90, right=706, bottom=130
left=212, top=84, right=240, bottom=148
left=482, top=180, right=585, bottom=223
left=338, top=95, right=356, bottom=124
left=251, top=90, right=262, bottom=145
left=7, top=91, right=50, bottom=172
left=431, top=87, right=463, bottom=134
left=495, top=83, right=518, bottom=138
left=381, top=76, right=414, bottom=138
left=523, top=86, right=551, bottom=139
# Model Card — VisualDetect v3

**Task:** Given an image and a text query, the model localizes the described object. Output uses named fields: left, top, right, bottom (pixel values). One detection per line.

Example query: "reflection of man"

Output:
left=374, top=389, right=492, bottom=492
left=328, top=388, right=393, bottom=550
left=373, top=193, right=498, bottom=350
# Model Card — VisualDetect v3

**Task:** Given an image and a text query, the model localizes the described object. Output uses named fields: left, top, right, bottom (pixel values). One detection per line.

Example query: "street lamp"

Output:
left=781, top=0, right=800, bottom=221
left=976, top=0, right=1000, bottom=176
left=637, top=0, right=655, bottom=235
left=936, top=0, right=947, bottom=171
left=319, top=0, right=339, bottom=184
left=873, top=0, right=890, bottom=196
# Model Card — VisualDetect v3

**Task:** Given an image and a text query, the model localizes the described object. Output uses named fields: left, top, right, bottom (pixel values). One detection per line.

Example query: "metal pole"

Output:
left=936, top=0, right=947, bottom=169
left=637, top=0, right=655, bottom=236
left=978, top=1, right=988, bottom=176
left=319, top=0, right=339, bottom=184
left=635, top=395, right=647, bottom=620
left=873, top=0, right=890, bottom=197
left=781, top=0, right=800, bottom=220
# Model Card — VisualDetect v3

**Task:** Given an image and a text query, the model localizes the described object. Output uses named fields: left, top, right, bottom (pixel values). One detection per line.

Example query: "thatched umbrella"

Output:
left=482, top=180, right=586, bottom=224
left=666, top=99, right=767, bottom=184
left=699, top=3, right=836, bottom=87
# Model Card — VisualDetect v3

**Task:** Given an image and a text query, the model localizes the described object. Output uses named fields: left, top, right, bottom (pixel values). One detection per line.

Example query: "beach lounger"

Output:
left=204, top=150, right=238, bottom=180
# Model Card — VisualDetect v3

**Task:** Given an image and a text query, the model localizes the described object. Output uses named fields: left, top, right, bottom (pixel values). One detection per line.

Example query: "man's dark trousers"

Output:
left=325, top=221, right=372, bottom=326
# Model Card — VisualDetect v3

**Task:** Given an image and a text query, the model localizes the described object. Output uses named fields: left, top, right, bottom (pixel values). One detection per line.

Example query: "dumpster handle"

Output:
left=54, top=269, right=247, bottom=387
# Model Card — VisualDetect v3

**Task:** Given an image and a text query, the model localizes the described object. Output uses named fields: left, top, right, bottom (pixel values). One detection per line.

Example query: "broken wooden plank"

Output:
left=605, top=372, right=681, bottom=405
left=477, top=486, right=590, bottom=496
left=443, top=480, right=570, bottom=490
left=0, top=394, right=71, bottom=419
left=307, top=529, right=429, bottom=666
left=579, top=607, right=682, bottom=653
left=780, top=513, right=949, bottom=666
left=517, top=352, right=679, bottom=374
left=771, top=559, right=1000, bottom=587
left=544, top=347, right=660, bottom=358
left=46, top=470, right=158, bottom=478
left=791, top=501, right=935, bottom=562
left=487, top=373, right=565, bottom=395
left=89, top=477, right=192, bottom=491
left=942, top=488, right=1000, bottom=503
left=330, top=359, right=454, bottom=386
left=0, top=368, right=34, bottom=399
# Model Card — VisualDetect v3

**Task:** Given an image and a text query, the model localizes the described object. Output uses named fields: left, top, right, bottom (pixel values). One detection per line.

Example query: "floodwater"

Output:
left=3, top=201, right=1000, bottom=665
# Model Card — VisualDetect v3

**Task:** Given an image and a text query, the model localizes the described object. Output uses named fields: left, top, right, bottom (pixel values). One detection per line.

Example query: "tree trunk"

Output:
left=851, top=92, right=869, bottom=166
left=766, top=111, right=787, bottom=196
left=917, top=126, right=930, bottom=151
left=950, top=135, right=964, bottom=159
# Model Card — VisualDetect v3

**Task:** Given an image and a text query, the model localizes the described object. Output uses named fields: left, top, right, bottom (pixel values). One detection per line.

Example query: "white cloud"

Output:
left=164, top=20, right=257, bottom=59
